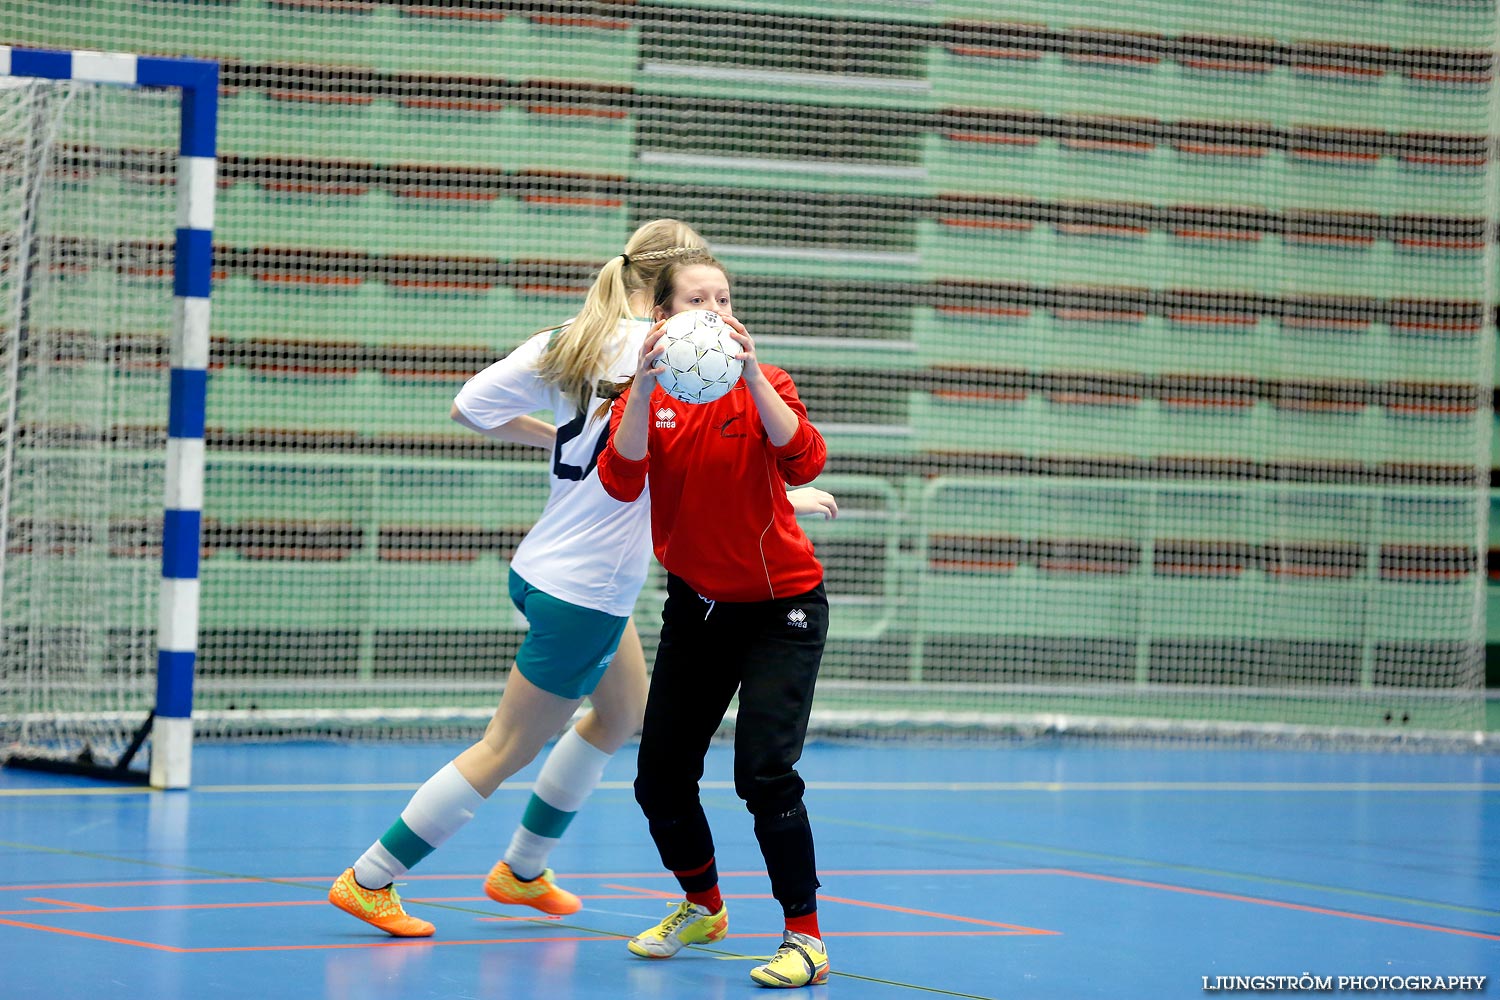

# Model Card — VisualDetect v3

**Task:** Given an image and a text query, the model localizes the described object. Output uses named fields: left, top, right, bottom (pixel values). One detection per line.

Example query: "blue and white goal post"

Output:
left=0, top=48, right=216, bottom=789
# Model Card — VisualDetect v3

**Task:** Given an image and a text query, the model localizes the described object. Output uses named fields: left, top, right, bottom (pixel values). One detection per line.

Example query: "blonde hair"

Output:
left=536, top=218, right=708, bottom=408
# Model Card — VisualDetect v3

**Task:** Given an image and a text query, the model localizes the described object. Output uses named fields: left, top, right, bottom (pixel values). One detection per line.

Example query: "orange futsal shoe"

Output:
left=328, top=868, right=435, bottom=937
left=484, top=860, right=582, bottom=915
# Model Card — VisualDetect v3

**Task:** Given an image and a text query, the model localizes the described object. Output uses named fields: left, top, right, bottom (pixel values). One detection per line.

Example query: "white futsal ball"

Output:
left=655, top=309, right=744, bottom=405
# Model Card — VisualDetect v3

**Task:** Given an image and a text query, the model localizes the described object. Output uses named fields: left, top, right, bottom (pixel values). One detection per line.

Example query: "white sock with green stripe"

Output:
left=353, top=761, right=484, bottom=890
left=504, top=727, right=612, bottom=880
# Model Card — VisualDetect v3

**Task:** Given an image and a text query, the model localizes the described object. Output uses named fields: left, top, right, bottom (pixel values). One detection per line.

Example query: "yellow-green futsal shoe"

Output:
left=750, top=931, right=829, bottom=988
left=626, top=900, right=729, bottom=957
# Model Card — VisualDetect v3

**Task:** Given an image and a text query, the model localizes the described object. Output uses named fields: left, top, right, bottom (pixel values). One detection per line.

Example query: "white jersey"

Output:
left=453, top=319, right=651, bottom=618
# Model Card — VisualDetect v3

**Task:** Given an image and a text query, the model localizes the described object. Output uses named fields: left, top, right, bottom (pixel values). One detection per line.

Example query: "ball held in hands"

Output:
left=654, top=309, right=744, bottom=405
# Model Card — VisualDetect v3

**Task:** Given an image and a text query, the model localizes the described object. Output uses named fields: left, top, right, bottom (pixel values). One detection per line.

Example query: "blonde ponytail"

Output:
left=535, top=219, right=708, bottom=408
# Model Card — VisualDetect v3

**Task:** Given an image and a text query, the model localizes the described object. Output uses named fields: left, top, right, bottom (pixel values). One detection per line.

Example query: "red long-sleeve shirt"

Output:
left=596, top=365, right=826, bottom=603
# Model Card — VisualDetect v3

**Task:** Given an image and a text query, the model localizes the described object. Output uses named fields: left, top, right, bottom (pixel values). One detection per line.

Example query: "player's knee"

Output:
left=477, top=720, right=541, bottom=771
left=599, top=703, right=645, bottom=744
left=736, top=769, right=805, bottom=818
left=575, top=707, right=638, bottom=754
left=634, top=772, right=683, bottom=819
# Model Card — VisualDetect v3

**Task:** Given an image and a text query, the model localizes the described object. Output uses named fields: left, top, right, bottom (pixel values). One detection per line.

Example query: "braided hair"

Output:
left=534, top=220, right=708, bottom=408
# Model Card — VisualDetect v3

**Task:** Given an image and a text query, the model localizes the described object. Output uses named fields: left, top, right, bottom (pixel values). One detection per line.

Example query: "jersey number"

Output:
left=552, top=409, right=610, bottom=481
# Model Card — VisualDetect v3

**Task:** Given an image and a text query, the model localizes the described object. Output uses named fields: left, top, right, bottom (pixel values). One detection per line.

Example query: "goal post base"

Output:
left=3, top=710, right=154, bottom=784
left=2, top=754, right=151, bottom=785
left=148, top=715, right=193, bottom=790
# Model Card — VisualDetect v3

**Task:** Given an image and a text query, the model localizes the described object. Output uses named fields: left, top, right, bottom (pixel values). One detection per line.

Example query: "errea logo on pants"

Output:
left=655, top=406, right=676, bottom=429
left=787, top=608, right=808, bottom=629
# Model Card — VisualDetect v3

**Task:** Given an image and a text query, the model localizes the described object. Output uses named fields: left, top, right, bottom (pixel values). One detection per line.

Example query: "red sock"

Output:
left=785, top=912, right=821, bottom=940
left=675, top=857, right=721, bottom=913
left=686, top=886, right=722, bottom=913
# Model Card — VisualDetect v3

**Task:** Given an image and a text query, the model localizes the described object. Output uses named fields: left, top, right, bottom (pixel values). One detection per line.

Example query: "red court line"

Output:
left=7, top=899, right=327, bottom=915
left=0, top=918, right=187, bottom=952
left=26, top=897, right=105, bottom=911
left=0, top=919, right=619, bottom=954
left=604, top=882, right=678, bottom=899
left=3, top=925, right=1041, bottom=955
left=606, top=884, right=1055, bottom=936
left=604, top=885, right=765, bottom=899
left=822, top=930, right=1037, bottom=938
left=188, top=934, right=620, bottom=954
left=1050, top=869, right=1500, bottom=942
left=1, top=903, right=111, bottom=916
left=817, top=894, right=1054, bottom=934
left=723, top=930, right=1031, bottom=940
left=387, top=870, right=770, bottom=881
left=4, top=891, right=812, bottom=917
left=300, top=868, right=1048, bottom=882
left=819, top=869, right=1055, bottom=877
left=4, top=893, right=650, bottom=916
left=0, top=868, right=1043, bottom=893
left=0, top=878, right=267, bottom=891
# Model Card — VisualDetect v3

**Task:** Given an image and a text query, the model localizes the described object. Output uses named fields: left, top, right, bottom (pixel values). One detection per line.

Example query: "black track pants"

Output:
left=634, top=573, right=829, bottom=915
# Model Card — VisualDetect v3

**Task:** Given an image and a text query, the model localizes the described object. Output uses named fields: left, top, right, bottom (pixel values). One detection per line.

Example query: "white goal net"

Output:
left=0, top=75, right=177, bottom=773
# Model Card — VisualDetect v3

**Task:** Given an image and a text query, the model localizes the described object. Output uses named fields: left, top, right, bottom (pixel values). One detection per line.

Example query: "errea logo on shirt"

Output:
left=655, top=406, right=677, bottom=429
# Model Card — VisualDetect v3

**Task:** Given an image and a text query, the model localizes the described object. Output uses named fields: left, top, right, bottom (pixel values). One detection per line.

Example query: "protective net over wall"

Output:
left=2, top=1, right=1495, bottom=744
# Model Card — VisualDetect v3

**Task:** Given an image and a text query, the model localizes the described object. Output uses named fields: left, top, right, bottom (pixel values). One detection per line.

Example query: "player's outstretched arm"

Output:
left=788, top=487, right=838, bottom=520
left=450, top=405, right=557, bottom=449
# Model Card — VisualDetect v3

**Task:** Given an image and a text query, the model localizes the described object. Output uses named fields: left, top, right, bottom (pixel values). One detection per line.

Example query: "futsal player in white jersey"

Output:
left=328, top=219, right=837, bottom=936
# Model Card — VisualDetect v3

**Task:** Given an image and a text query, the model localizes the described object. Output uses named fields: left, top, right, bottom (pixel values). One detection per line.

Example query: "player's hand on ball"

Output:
left=722, top=315, right=763, bottom=384
left=636, top=320, right=669, bottom=384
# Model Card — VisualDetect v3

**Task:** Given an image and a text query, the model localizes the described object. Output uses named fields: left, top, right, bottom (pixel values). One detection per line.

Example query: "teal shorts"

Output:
left=508, top=568, right=630, bottom=699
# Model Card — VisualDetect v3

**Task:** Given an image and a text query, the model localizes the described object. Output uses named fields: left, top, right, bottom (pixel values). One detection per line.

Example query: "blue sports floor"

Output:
left=2, top=739, right=1497, bottom=1000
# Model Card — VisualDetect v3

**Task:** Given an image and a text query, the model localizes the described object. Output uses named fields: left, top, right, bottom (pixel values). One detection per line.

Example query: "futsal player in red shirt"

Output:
left=597, top=252, right=832, bottom=988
